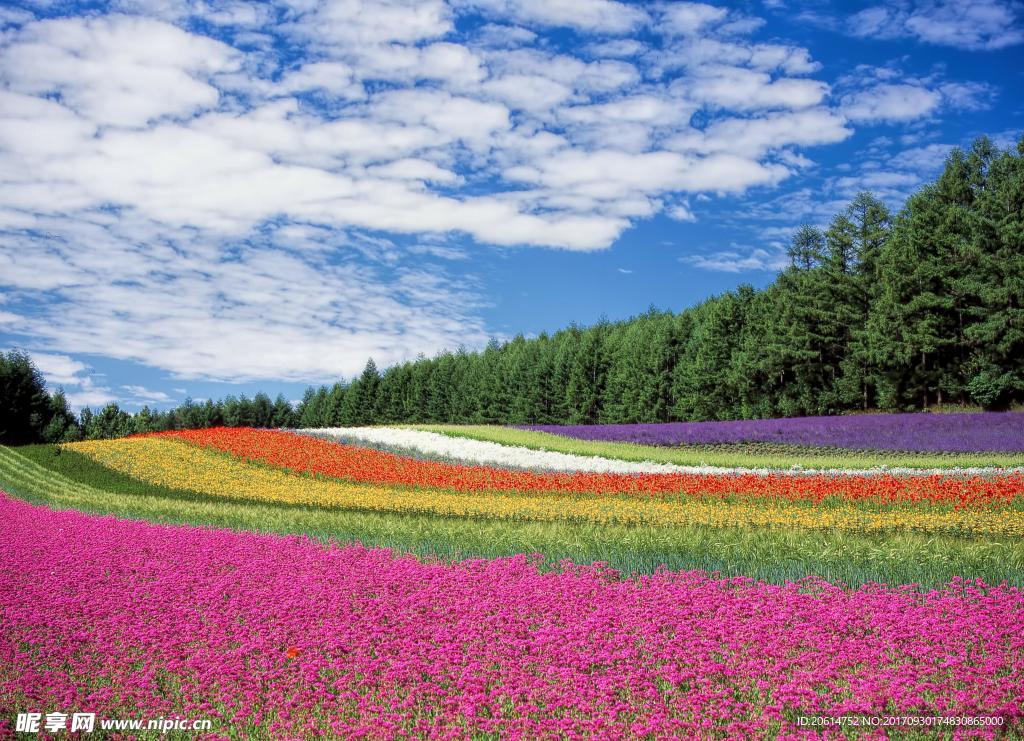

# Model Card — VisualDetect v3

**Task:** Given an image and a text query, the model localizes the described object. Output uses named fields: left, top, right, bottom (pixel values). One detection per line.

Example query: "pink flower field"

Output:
left=2, top=494, right=1022, bottom=739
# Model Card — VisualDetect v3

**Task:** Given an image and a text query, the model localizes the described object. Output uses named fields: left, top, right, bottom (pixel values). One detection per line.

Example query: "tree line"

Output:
left=0, top=353, right=298, bottom=444
left=2, top=133, right=1021, bottom=445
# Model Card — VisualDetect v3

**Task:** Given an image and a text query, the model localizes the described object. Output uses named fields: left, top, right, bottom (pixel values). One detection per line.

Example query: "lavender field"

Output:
left=524, top=412, right=1024, bottom=453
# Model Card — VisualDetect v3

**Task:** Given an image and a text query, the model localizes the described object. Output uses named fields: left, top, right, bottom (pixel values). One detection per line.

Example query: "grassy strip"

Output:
left=3, top=445, right=1023, bottom=588
left=413, top=425, right=1024, bottom=470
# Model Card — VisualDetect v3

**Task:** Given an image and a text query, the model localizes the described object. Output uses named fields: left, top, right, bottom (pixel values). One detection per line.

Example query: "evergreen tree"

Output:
left=963, top=134, right=1024, bottom=407
left=0, top=350, right=52, bottom=445
left=41, top=389, right=81, bottom=443
left=565, top=321, right=607, bottom=423
left=85, top=403, right=133, bottom=440
left=271, top=394, right=294, bottom=427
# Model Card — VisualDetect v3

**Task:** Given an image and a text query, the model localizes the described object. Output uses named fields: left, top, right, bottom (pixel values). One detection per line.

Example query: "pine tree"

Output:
left=963, top=135, right=1024, bottom=407
left=41, top=389, right=81, bottom=442
left=0, top=350, right=52, bottom=445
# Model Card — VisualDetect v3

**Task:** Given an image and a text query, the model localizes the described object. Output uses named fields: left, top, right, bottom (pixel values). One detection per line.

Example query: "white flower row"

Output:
left=300, top=427, right=687, bottom=474
left=297, top=427, right=1019, bottom=477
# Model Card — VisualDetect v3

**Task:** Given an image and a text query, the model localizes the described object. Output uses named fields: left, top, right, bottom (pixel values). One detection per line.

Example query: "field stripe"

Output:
left=64, top=437, right=1024, bottom=535
left=413, top=424, right=1024, bottom=471
left=4, top=444, right=1023, bottom=587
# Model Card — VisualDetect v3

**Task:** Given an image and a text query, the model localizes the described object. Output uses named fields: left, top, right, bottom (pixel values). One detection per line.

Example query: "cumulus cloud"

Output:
left=657, top=2, right=728, bottom=35
left=0, top=215, right=492, bottom=382
left=837, top=67, right=995, bottom=124
left=684, top=245, right=790, bottom=273
left=0, top=14, right=238, bottom=127
left=27, top=351, right=90, bottom=387
left=0, top=0, right=868, bottom=381
left=841, top=83, right=943, bottom=122
left=847, top=0, right=1024, bottom=50
left=452, top=0, right=648, bottom=33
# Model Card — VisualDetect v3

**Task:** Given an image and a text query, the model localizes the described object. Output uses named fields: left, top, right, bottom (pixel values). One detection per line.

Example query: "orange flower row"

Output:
left=157, top=427, right=1024, bottom=508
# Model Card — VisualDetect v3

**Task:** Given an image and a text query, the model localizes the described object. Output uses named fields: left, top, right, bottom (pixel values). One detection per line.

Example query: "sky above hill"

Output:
left=0, top=0, right=1022, bottom=409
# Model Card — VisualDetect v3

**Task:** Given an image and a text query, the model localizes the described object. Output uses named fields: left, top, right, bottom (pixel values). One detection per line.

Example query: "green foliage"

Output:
left=0, top=350, right=82, bottom=445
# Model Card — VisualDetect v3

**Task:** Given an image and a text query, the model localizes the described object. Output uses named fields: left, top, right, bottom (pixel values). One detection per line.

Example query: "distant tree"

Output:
left=271, top=394, right=295, bottom=427
left=787, top=224, right=825, bottom=271
left=346, top=359, right=381, bottom=425
left=0, top=350, right=53, bottom=445
left=566, top=322, right=607, bottom=424
left=132, top=406, right=158, bottom=434
left=41, top=389, right=81, bottom=443
left=84, top=403, right=133, bottom=440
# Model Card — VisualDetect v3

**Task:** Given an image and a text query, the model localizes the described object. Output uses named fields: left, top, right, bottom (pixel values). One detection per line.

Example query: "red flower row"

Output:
left=157, top=427, right=1024, bottom=508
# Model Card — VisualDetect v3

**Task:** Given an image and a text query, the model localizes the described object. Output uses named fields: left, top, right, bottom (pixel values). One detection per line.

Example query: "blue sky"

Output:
left=0, top=0, right=1021, bottom=409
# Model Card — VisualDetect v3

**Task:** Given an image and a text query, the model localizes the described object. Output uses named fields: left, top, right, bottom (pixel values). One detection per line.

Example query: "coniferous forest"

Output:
left=3, top=134, right=1022, bottom=444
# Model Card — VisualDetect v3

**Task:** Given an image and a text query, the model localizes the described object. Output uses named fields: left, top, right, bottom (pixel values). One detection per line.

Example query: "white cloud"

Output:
left=841, top=83, right=942, bottom=122
left=667, top=200, right=696, bottom=222
left=887, top=142, right=954, bottom=172
left=685, top=65, right=828, bottom=110
left=278, top=61, right=365, bottom=99
left=680, top=108, right=852, bottom=158
left=838, top=73, right=995, bottom=124
left=0, top=218, right=492, bottom=381
left=474, top=23, right=537, bottom=47
left=25, top=351, right=89, bottom=387
left=453, top=0, right=648, bottom=33
left=121, top=385, right=174, bottom=403
left=657, top=2, right=728, bottom=35
left=848, top=0, right=1024, bottom=50
left=65, top=386, right=120, bottom=411
left=938, top=81, right=997, bottom=111
left=584, top=39, right=645, bottom=57
left=0, top=0, right=855, bottom=382
left=0, top=14, right=238, bottom=127
left=684, top=245, right=789, bottom=272
left=835, top=63, right=997, bottom=127
left=286, top=0, right=453, bottom=46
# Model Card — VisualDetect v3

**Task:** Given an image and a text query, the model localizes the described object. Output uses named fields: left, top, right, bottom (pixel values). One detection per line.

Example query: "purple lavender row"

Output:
left=520, top=412, right=1024, bottom=452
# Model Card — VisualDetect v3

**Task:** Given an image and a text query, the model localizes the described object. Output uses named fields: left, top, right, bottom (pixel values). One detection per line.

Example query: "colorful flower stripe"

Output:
left=419, top=424, right=1024, bottom=471
left=308, top=425, right=1023, bottom=477
left=522, top=411, right=1024, bottom=452
left=3, top=495, right=1023, bottom=739
left=9, top=445, right=1024, bottom=588
left=68, top=437, right=1024, bottom=535
left=305, top=426, right=688, bottom=473
left=163, top=427, right=1024, bottom=509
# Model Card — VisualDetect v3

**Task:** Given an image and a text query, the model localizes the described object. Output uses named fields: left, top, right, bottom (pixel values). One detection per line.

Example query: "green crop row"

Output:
left=412, top=425, right=1024, bottom=470
left=3, top=445, right=1022, bottom=589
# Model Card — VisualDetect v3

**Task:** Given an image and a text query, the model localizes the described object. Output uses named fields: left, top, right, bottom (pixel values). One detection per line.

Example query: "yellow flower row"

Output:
left=67, top=438, right=1024, bottom=536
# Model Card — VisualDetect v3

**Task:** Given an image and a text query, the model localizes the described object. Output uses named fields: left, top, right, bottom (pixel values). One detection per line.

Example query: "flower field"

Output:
left=522, top=411, right=1024, bottom=452
left=2, top=416, right=1024, bottom=737
left=3, top=495, right=1024, bottom=738
left=414, top=422, right=1024, bottom=471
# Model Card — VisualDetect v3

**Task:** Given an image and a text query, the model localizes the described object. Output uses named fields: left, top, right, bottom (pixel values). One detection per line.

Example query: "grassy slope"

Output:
left=412, top=425, right=1024, bottom=470
left=3, top=444, right=1022, bottom=588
